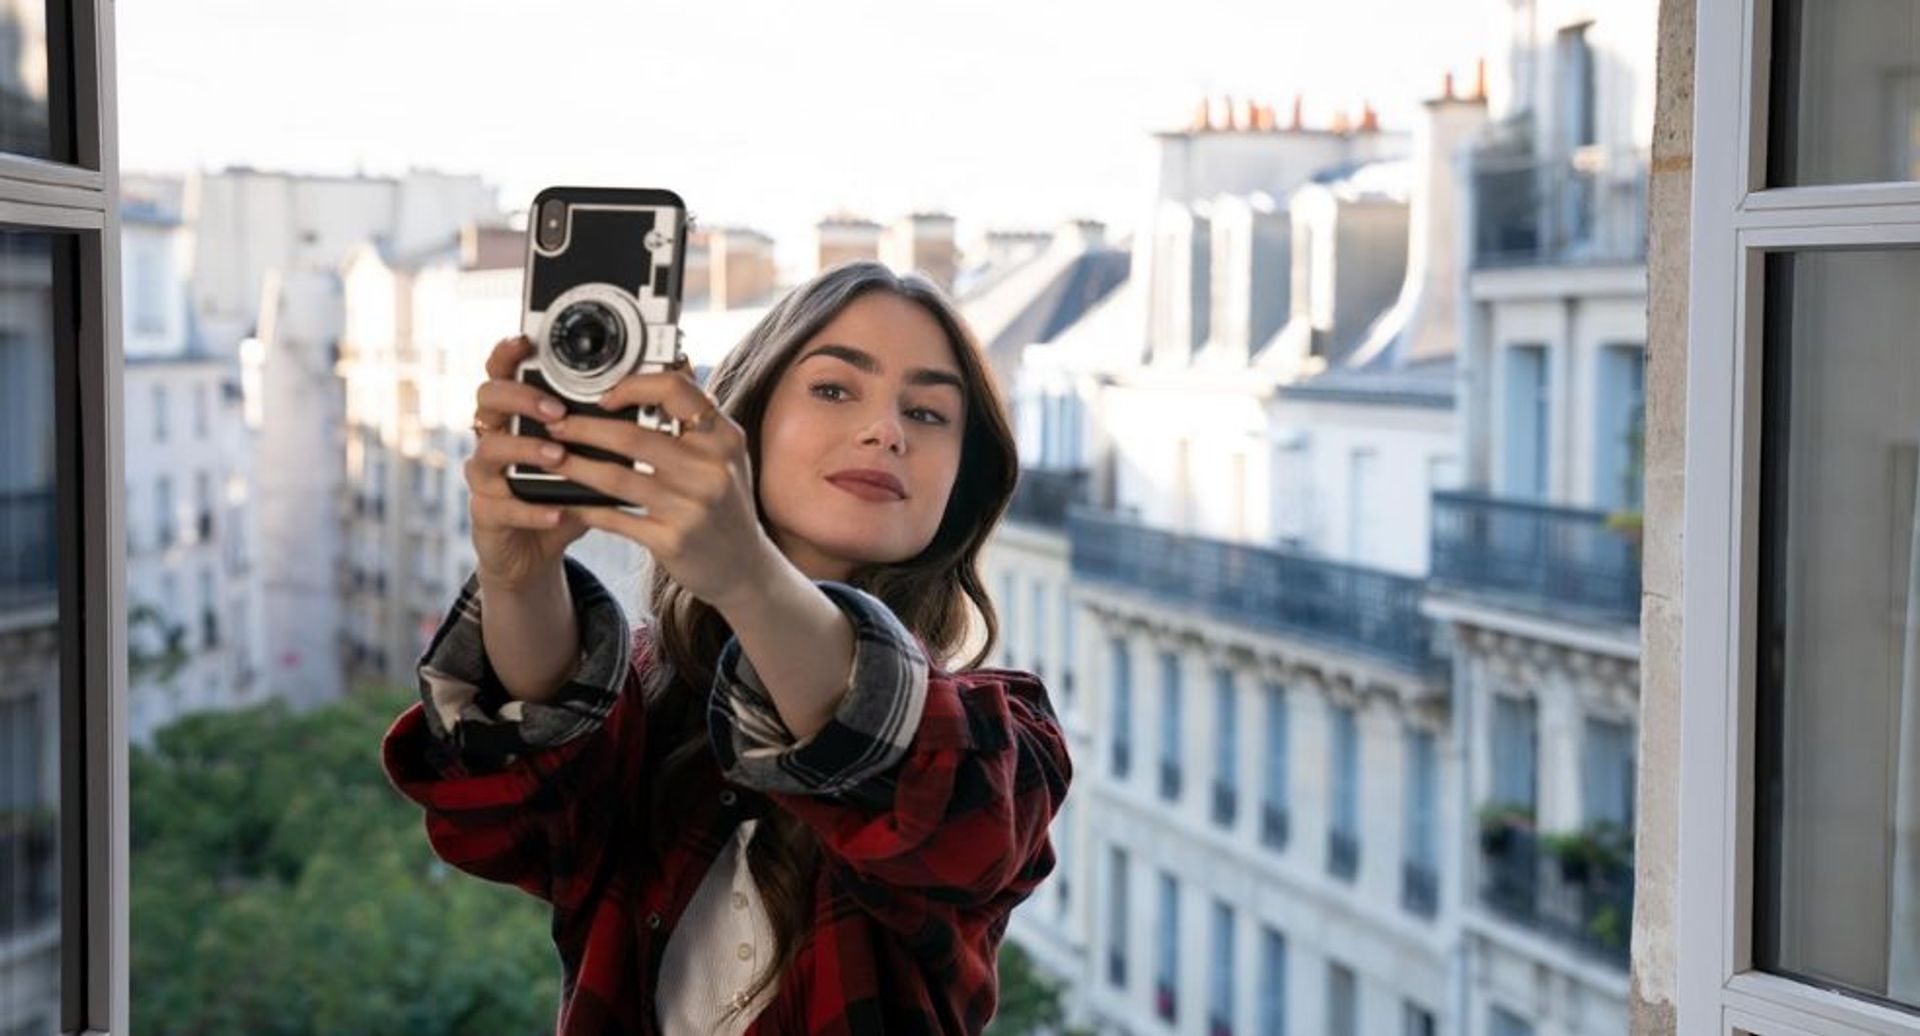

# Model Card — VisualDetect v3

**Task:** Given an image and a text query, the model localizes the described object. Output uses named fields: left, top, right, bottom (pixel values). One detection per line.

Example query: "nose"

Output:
left=860, top=411, right=906, bottom=454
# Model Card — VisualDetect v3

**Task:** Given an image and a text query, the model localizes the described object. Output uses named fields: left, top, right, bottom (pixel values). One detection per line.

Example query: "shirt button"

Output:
left=731, top=891, right=748, bottom=911
left=719, top=789, right=738, bottom=806
left=737, top=943, right=753, bottom=960
left=646, top=912, right=662, bottom=929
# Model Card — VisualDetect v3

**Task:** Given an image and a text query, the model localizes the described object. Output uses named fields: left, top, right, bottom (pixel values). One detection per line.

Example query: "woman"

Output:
left=380, top=260, right=1073, bottom=1035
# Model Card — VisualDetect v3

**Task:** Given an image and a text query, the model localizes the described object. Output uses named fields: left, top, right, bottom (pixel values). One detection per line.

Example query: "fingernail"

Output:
left=538, top=399, right=565, bottom=418
left=540, top=443, right=563, bottom=462
left=544, top=509, right=562, bottom=524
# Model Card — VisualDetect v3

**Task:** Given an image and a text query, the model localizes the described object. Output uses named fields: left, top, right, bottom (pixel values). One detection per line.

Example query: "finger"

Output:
left=472, top=429, right=567, bottom=483
left=484, top=335, right=534, bottom=382
left=469, top=491, right=565, bottom=530
left=598, top=367, right=717, bottom=425
left=547, top=449, right=678, bottom=512
left=475, top=378, right=569, bottom=428
left=545, top=413, right=703, bottom=485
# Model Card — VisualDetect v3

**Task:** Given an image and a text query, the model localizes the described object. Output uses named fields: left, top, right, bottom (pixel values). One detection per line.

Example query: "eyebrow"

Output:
left=799, top=343, right=966, bottom=395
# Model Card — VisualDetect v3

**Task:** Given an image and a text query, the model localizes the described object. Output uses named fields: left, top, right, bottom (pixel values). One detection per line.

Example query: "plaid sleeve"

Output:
left=705, top=580, right=929, bottom=798
left=707, top=581, right=1073, bottom=908
left=380, top=555, right=641, bottom=905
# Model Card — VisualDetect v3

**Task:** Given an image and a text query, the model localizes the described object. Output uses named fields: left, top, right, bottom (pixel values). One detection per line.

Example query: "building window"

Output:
left=1555, top=22, right=1597, bottom=153
left=1502, top=344, right=1549, bottom=499
left=1053, top=798, right=1072, bottom=918
left=1347, top=446, right=1381, bottom=565
left=1059, top=584, right=1075, bottom=702
left=1029, top=578, right=1046, bottom=678
left=1155, top=870, right=1179, bottom=1022
left=1159, top=650, right=1182, bottom=801
left=1402, top=728, right=1439, bottom=918
left=1582, top=716, right=1635, bottom=831
left=1489, top=1006, right=1534, bottom=1036
left=1490, top=694, right=1539, bottom=815
left=1259, top=926, right=1287, bottom=1036
left=1754, top=247, right=1920, bottom=1009
left=1595, top=344, right=1646, bottom=510
left=1327, top=961, right=1357, bottom=1036
left=1402, top=1002, right=1436, bottom=1036
left=1262, top=682, right=1290, bottom=850
left=1209, top=900, right=1234, bottom=1036
left=153, top=382, right=168, bottom=442
left=1106, top=846, right=1129, bottom=988
left=193, top=381, right=208, bottom=440
left=1328, top=704, right=1360, bottom=880
left=155, top=475, right=175, bottom=547
left=1110, top=636, right=1131, bottom=778
left=1212, top=666, right=1237, bottom=827
left=998, top=570, right=1017, bottom=668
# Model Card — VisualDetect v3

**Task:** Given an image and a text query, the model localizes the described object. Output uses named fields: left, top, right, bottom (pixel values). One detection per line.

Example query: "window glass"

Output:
left=0, top=1, right=53, bottom=161
left=0, top=230, right=62, bottom=1036
left=1770, top=0, right=1920, bottom=186
left=1757, top=248, right=1920, bottom=1008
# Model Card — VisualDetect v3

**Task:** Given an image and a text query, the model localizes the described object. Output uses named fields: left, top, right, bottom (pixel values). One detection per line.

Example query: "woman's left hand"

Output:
left=544, top=361, right=779, bottom=611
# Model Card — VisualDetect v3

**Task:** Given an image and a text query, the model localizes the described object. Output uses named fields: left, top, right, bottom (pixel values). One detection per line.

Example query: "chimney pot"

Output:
left=1474, top=57, right=1488, bottom=100
left=1291, top=94, right=1304, bottom=131
left=1443, top=70, right=1455, bottom=99
left=1223, top=94, right=1237, bottom=131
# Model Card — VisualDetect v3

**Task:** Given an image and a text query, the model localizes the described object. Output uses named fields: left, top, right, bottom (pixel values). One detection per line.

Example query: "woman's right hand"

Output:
left=465, top=335, right=591, bottom=592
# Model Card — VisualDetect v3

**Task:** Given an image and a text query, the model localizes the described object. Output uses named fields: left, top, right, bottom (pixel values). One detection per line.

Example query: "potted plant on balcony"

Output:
left=1477, top=801, right=1535, bottom=853
left=1540, top=820, right=1632, bottom=884
left=1605, top=406, right=1646, bottom=548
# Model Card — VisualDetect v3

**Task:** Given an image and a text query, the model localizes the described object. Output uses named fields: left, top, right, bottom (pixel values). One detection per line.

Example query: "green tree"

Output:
left=131, top=685, right=559, bottom=1035
left=987, top=938, right=1088, bottom=1035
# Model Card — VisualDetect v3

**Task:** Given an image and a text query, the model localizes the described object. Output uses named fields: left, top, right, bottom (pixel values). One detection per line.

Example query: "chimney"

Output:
left=1193, top=97, right=1213, bottom=131
left=1330, top=108, right=1351, bottom=135
left=1392, top=77, right=1491, bottom=363
left=1442, top=70, right=1456, bottom=100
left=1223, top=94, right=1238, bottom=131
left=1291, top=94, right=1305, bottom=131
left=814, top=214, right=881, bottom=274
left=1359, top=102, right=1380, bottom=133
left=709, top=227, right=776, bottom=309
left=880, top=213, right=957, bottom=293
left=1473, top=57, right=1488, bottom=100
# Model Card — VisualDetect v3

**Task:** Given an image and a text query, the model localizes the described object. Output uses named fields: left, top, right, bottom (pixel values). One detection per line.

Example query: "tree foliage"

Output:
left=131, top=685, right=560, bottom=1036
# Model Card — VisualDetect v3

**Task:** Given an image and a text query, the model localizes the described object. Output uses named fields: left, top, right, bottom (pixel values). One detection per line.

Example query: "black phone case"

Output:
left=507, top=186, right=689, bottom=506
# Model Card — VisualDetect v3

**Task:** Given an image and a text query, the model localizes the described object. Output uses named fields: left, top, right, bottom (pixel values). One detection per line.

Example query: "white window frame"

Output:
left=1679, top=0, right=1920, bottom=1031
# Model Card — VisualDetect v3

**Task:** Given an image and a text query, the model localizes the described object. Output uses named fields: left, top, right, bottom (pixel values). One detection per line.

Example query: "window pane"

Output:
left=1770, top=0, right=1920, bottom=186
left=0, top=1, right=53, bottom=161
left=0, top=230, right=62, bottom=1035
left=1758, top=248, right=1920, bottom=1009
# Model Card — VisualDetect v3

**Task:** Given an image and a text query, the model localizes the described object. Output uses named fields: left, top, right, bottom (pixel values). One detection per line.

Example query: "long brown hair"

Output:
left=636, top=260, right=1018, bottom=1021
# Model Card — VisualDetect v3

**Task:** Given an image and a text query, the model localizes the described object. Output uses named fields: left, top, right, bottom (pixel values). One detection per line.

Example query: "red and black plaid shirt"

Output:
left=381, top=558, right=1073, bottom=1034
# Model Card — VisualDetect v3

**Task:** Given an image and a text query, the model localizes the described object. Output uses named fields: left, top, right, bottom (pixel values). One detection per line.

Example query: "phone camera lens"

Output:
left=550, top=301, right=625, bottom=374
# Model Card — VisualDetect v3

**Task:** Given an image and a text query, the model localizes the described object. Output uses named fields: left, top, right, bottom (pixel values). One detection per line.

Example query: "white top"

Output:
left=655, top=817, right=781, bottom=1035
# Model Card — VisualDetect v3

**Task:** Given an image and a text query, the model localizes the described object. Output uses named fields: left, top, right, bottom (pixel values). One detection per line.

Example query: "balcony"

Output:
left=1069, top=508, right=1439, bottom=674
left=1111, top=740, right=1131, bottom=779
left=1478, top=814, right=1633, bottom=969
left=1006, top=466, right=1089, bottom=530
left=1402, top=860, right=1440, bottom=919
left=1328, top=828, right=1360, bottom=881
left=1471, top=147, right=1648, bottom=270
left=1106, top=947, right=1126, bottom=987
left=0, top=487, right=56, bottom=609
left=1155, top=979, right=1177, bottom=1022
left=1430, top=491, right=1640, bottom=626
left=0, top=810, right=58, bottom=938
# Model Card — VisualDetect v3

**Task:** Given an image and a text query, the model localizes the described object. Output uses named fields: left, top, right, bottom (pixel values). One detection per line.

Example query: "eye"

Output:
left=808, top=381, right=951, bottom=426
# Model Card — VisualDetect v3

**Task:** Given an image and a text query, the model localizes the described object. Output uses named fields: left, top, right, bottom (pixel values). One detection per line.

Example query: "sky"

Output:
left=117, top=0, right=1504, bottom=274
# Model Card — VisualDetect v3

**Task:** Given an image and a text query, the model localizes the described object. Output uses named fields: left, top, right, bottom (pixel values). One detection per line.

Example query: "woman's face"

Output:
left=756, top=291, right=969, bottom=583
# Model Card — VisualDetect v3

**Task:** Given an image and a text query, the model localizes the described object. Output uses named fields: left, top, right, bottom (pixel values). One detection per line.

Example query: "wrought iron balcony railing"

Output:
left=1478, top=819, right=1633, bottom=969
left=1069, top=508, right=1439, bottom=674
left=1006, top=466, right=1090, bottom=530
left=1430, top=490, right=1640, bottom=626
left=1471, top=147, right=1649, bottom=269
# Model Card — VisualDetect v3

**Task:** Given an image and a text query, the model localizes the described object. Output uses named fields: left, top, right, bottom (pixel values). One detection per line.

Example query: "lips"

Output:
left=826, top=470, right=906, bottom=500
